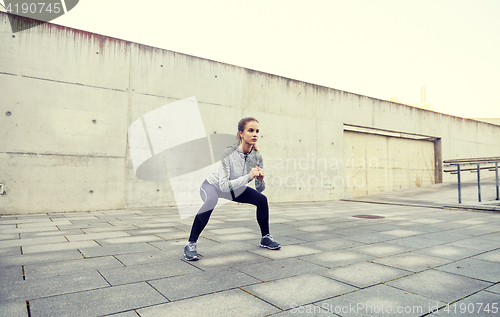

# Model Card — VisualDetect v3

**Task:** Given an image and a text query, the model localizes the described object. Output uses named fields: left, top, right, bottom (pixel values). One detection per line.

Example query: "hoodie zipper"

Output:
left=243, top=153, right=248, bottom=176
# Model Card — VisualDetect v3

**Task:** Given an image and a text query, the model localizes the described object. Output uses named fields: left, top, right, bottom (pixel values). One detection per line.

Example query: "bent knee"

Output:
left=198, top=198, right=217, bottom=214
left=257, top=194, right=268, bottom=206
left=205, top=197, right=218, bottom=207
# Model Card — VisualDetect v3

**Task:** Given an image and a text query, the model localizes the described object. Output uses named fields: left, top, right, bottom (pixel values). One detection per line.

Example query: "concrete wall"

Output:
left=343, top=131, right=436, bottom=198
left=1, top=12, right=499, bottom=214
left=472, top=118, right=500, bottom=126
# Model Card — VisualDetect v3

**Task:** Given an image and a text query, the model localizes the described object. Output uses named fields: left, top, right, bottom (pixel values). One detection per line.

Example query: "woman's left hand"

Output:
left=256, top=166, right=265, bottom=181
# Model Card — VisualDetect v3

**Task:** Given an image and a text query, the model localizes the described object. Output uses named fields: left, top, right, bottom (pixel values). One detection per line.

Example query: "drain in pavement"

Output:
left=353, top=215, right=385, bottom=219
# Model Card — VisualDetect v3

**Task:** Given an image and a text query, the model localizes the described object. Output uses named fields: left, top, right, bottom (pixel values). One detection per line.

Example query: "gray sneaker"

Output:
left=260, top=234, right=281, bottom=250
left=184, top=242, right=199, bottom=261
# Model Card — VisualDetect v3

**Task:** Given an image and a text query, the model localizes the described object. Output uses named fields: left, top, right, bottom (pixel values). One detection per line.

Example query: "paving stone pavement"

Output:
left=1, top=180, right=500, bottom=316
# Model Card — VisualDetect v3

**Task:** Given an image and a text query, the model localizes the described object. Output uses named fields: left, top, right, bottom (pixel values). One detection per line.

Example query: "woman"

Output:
left=184, top=117, right=281, bottom=260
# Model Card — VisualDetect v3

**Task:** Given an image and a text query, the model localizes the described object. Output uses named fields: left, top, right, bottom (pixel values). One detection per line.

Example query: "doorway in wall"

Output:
left=343, top=124, right=441, bottom=198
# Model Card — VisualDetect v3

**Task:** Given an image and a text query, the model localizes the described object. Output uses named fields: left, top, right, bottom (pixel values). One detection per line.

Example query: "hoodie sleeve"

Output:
left=218, top=154, right=252, bottom=193
left=255, top=154, right=266, bottom=192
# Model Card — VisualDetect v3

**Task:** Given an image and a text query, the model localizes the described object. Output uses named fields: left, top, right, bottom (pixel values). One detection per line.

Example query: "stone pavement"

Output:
left=1, top=179, right=499, bottom=317
left=345, top=177, right=499, bottom=210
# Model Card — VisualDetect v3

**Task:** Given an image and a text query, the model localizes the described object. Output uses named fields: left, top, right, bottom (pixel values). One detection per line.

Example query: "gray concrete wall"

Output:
left=1, top=12, right=499, bottom=214
left=472, top=118, right=500, bottom=126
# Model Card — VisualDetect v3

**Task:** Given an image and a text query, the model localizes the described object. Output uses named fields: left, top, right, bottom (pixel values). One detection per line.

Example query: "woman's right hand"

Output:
left=249, top=167, right=260, bottom=179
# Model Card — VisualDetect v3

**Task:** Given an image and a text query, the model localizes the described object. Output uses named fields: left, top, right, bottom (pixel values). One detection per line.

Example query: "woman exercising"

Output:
left=184, top=117, right=281, bottom=260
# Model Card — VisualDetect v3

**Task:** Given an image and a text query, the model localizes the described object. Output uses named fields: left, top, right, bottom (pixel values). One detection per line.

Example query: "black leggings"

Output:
left=188, top=180, right=270, bottom=242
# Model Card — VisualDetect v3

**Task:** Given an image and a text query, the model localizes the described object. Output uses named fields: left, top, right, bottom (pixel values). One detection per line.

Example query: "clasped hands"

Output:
left=249, top=166, right=265, bottom=181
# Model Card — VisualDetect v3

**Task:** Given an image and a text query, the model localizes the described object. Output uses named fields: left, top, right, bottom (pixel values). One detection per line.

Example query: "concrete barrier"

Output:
left=1, top=12, right=499, bottom=214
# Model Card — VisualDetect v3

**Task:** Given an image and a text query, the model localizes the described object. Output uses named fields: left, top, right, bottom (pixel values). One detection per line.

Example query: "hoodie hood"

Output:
left=229, top=142, right=255, bottom=155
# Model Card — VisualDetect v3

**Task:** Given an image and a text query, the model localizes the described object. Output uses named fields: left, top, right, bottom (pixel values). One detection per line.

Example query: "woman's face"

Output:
left=240, top=121, right=259, bottom=146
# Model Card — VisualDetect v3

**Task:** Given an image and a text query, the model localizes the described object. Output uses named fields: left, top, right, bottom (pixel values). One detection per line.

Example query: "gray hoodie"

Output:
left=206, top=143, right=265, bottom=193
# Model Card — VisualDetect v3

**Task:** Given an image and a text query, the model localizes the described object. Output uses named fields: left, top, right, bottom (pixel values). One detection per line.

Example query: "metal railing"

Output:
left=443, top=157, right=500, bottom=204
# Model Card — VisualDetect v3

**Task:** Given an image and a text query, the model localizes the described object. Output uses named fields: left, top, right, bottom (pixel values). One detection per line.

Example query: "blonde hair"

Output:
left=236, top=117, right=259, bottom=152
